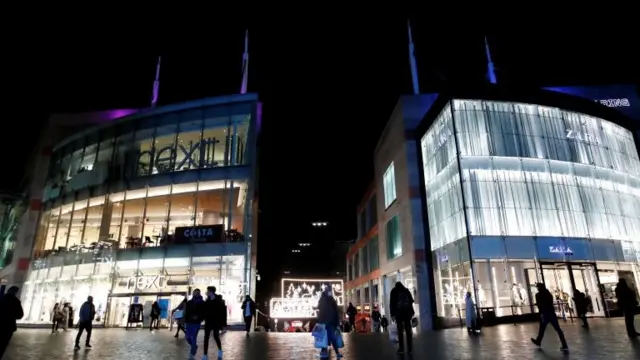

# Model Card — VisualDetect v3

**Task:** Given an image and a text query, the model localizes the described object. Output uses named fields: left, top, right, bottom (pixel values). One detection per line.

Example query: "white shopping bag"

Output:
left=388, top=323, right=399, bottom=343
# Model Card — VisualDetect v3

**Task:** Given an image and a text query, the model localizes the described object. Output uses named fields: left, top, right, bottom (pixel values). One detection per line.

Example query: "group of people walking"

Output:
left=51, top=302, right=73, bottom=332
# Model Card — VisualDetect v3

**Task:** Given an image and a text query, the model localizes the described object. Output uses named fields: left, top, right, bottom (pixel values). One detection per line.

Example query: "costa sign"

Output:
left=174, top=225, right=223, bottom=244
left=126, top=275, right=166, bottom=290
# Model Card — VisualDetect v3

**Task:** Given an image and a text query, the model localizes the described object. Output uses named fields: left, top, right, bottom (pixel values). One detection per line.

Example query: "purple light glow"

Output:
left=90, top=109, right=139, bottom=123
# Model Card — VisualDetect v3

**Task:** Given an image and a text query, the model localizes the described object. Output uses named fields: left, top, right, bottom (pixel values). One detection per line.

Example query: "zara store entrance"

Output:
left=535, top=262, right=605, bottom=318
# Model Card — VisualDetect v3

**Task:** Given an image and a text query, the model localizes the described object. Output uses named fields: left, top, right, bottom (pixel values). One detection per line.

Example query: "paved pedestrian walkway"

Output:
left=4, top=318, right=639, bottom=359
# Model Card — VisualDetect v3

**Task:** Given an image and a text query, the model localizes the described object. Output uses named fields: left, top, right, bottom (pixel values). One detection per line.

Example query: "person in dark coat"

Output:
left=346, top=302, right=357, bottom=332
left=572, top=289, right=589, bottom=328
left=531, top=283, right=569, bottom=351
left=149, top=301, right=161, bottom=331
left=0, top=286, right=24, bottom=359
left=202, top=286, right=227, bottom=359
left=615, top=278, right=639, bottom=337
left=183, top=289, right=205, bottom=359
left=74, top=296, right=96, bottom=350
left=389, top=282, right=415, bottom=355
left=317, top=288, right=342, bottom=359
left=241, top=295, right=256, bottom=334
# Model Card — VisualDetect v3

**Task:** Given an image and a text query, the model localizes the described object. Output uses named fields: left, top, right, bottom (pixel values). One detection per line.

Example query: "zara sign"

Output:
left=126, top=275, right=166, bottom=290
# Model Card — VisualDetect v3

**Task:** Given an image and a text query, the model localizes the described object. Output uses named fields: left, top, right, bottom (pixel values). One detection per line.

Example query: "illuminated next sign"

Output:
left=126, top=275, right=166, bottom=290
left=595, top=98, right=631, bottom=108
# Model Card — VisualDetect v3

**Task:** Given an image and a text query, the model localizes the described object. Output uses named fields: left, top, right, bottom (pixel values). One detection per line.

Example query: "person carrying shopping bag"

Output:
left=316, top=288, right=343, bottom=358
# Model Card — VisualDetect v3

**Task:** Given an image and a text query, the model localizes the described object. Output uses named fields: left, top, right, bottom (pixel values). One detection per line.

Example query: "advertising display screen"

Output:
left=270, top=278, right=344, bottom=319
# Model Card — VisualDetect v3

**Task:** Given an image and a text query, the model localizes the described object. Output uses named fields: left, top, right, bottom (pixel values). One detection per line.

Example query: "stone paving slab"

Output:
left=4, top=318, right=639, bottom=359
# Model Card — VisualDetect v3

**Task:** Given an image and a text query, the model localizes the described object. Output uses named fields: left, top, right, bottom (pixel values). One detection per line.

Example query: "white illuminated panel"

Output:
left=421, top=100, right=640, bottom=250
left=281, top=278, right=344, bottom=306
left=269, top=297, right=318, bottom=319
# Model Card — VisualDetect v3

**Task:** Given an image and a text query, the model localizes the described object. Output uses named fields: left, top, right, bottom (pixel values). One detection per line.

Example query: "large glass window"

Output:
left=153, top=124, right=177, bottom=174
left=386, top=216, right=402, bottom=260
left=175, top=119, right=203, bottom=172
left=383, top=163, right=397, bottom=208
left=369, top=236, right=379, bottom=271
left=134, top=128, right=155, bottom=176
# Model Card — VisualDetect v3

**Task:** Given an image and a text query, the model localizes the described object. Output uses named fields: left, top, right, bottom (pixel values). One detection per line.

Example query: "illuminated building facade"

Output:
left=417, top=88, right=640, bottom=326
left=14, top=94, right=260, bottom=327
left=349, top=85, right=640, bottom=330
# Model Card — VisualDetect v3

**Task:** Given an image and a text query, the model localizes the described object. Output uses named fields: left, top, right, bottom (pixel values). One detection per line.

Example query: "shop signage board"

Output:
left=174, top=224, right=224, bottom=244
left=126, top=274, right=166, bottom=290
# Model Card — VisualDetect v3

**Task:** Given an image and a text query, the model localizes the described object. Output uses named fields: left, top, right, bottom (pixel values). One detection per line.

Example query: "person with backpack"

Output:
left=371, top=305, right=382, bottom=332
left=389, top=282, right=414, bottom=355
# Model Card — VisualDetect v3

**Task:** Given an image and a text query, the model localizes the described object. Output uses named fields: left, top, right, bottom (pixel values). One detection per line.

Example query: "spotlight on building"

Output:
left=311, top=222, right=328, bottom=227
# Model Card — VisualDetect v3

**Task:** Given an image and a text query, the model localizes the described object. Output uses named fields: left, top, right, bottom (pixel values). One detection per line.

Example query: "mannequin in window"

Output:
left=476, top=282, right=486, bottom=307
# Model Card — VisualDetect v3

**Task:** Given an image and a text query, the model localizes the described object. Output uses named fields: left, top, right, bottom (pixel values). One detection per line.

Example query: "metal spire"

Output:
left=240, top=30, right=249, bottom=94
left=408, top=20, right=420, bottom=94
left=484, top=37, right=497, bottom=84
left=151, top=56, right=161, bottom=107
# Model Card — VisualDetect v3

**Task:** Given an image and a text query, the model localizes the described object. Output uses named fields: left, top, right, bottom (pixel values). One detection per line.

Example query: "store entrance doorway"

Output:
left=539, top=262, right=605, bottom=318
left=107, top=292, right=187, bottom=328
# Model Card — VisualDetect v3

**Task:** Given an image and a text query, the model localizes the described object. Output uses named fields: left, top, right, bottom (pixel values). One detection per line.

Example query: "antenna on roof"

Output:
left=151, top=56, right=162, bottom=107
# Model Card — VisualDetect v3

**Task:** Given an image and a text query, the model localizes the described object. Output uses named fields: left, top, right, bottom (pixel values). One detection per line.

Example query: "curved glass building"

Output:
left=417, top=90, right=640, bottom=324
left=18, top=94, right=260, bottom=327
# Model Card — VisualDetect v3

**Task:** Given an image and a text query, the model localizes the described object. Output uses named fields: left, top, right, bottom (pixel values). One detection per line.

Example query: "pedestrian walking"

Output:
left=51, top=303, right=61, bottom=333
left=184, top=289, right=205, bottom=359
left=61, top=303, right=70, bottom=331
left=241, top=295, right=256, bottom=334
left=530, top=283, right=569, bottom=351
left=74, top=296, right=96, bottom=350
left=572, top=289, right=589, bottom=328
left=149, top=301, right=161, bottom=331
left=0, top=286, right=24, bottom=359
left=615, top=278, right=639, bottom=337
left=389, top=281, right=415, bottom=355
left=202, top=286, right=226, bottom=359
left=371, top=306, right=382, bottom=332
left=317, top=288, right=343, bottom=359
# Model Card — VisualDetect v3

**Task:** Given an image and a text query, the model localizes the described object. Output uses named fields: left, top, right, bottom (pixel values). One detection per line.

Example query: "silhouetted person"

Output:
left=371, top=305, right=382, bottom=332
left=615, top=278, right=639, bottom=337
left=241, top=295, right=256, bottom=334
left=75, top=296, right=95, bottom=350
left=346, top=303, right=357, bottom=332
left=0, top=286, right=24, bottom=358
left=531, top=283, right=569, bottom=351
left=390, top=281, right=414, bottom=355
left=149, top=301, right=161, bottom=331
left=202, top=286, right=226, bottom=360
left=572, top=289, right=588, bottom=328
left=317, top=288, right=342, bottom=358
left=184, top=289, right=204, bottom=359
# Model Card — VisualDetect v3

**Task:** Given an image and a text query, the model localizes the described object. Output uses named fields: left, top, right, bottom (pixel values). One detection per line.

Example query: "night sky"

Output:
left=3, top=19, right=639, bottom=300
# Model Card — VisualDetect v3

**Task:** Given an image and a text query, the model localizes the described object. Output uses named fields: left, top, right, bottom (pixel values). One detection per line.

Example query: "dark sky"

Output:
left=4, top=19, right=639, bottom=298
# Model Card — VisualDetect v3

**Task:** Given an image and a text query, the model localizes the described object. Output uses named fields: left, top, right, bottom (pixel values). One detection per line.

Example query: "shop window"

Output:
left=169, top=191, right=196, bottom=236
left=81, top=144, right=97, bottom=172
left=68, top=148, right=84, bottom=179
left=121, top=189, right=146, bottom=249
left=202, top=117, right=230, bottom=168
left=176, top=119, right=203, bottom=171
left=386, top=216, right=402, bottom=260
left=144, top=186, right=171, bottom=246
left=231, top=114, right=250, bottom=165
left=152, top=124, right=178, bottom=174
left=369, top=236, right=379, bottom=271
left=383, top=162, right=396, bottom=208
left=362, top=246, right=370, bottom=274
left=96, top=138, right=115, bottom=166
left=134, top=128, right=155, bottom=176
left=108, top=192, right=125, bottom=248
left=66, top=199, right=88, bottom=249
left=44, top=209, right=60, bottom=252
left=83, top=196, right=105, bottom=244
left=113, top=133, right=133, bottom=173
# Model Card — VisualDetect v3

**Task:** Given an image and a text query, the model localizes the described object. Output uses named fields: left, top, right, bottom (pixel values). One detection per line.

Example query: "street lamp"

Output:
left=311, top=222, right=328, bottom=227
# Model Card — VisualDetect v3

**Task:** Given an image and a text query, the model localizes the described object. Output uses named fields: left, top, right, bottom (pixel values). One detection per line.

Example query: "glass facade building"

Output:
left=20, top=95, right=260, bottom=327
left=420, top=99, right=640, bottom=323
